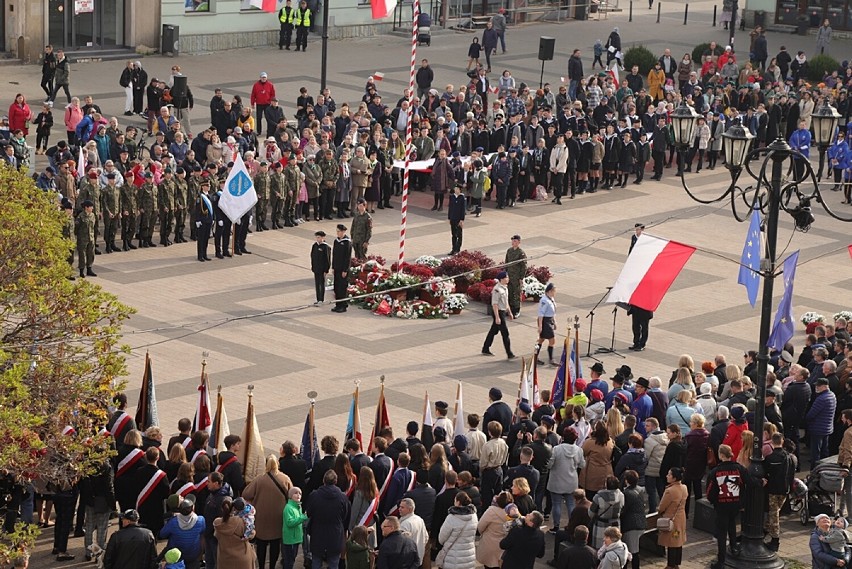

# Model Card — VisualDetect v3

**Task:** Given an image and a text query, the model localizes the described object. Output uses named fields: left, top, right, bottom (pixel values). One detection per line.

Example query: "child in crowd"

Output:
left=820, top=516, right=851, bottom=559
left=347, top=525, right=372, bottom=569
left=232, top=497, right=256, bottom=541
left=593, top=40, right=604, bottom=69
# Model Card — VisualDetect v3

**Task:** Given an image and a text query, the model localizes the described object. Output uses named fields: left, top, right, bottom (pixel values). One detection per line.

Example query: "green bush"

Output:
left=692, top=43, right=711, bottom=66
left=807, top=54, right=840, bottom=82
left=624, top=45, right=657, bottom=75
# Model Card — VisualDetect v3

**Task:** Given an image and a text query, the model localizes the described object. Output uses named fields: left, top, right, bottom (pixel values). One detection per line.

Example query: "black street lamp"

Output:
left=812, top=101, right=843, bottom=181
left=672, top=101, right=851, bottom=569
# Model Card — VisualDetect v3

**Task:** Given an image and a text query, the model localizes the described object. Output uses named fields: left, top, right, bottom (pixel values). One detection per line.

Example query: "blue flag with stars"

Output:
left=767, top=251, right=799, bottom=352
left=738, top=208, right=761, bottom=307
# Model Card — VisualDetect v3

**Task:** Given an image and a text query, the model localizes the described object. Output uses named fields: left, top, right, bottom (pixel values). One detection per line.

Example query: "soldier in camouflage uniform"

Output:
left=120, top=170, right=138, bottom=251
left=173, top=167, right=190, bottom=243
left=137, top=171, right=158, bottom=248
left=187, top=166, right=204, bottom=241
left=254, top=161, right=271, bottom=231
left=282, top=155, right=301, bottom=228
left=100, top=172, right=122, bottom=253
left=349, top=198, right=372, bottom=260
left=504, top=234, right=528, bottom=318
left=76, top=170, right=102, bottom=255
left=61, top=199, right=76, bottom=279
left=317, top=148, right=339, bottom=220
left=303, top=153, right=323, bottom=221
left=75, top=200, right=97, bottom=278
left=158, top=168, right=176, bottom=246
left=269, top=162, right=285, bottom=229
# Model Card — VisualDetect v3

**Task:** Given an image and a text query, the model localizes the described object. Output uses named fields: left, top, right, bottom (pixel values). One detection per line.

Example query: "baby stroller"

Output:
left=417, top=12, right=431, bottom=46
left=798, top=462, right=848, bottom=525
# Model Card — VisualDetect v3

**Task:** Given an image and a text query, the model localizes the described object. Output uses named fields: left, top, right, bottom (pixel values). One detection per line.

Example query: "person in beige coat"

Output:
left=242, top=455, right=293, bottom=569
left=657, top=466, right=688, bottom=569
left=214, top=497, right=257, bottom=569
left=579, top=423, right=615, bottom=496
left=476, top=491, right=513, bottom=569
left=348, top=146, right=373, bottom=213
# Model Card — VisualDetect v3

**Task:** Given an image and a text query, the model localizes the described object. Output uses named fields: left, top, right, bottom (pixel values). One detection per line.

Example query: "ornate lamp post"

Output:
left=672, top=101, right=849, bottom=569
left=812, top=101, right=842, bottom=181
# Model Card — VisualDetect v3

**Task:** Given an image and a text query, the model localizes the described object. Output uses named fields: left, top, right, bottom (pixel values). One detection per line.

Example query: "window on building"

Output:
left=186, top=0, right=211, bottom=13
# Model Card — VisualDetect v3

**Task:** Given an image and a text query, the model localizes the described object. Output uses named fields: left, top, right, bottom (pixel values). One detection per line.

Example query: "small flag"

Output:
left=368, top=382, right=391, bottom=454
left=421, top=391, right=434, bottom=451
left=453, top=382, right=465, bottom=437
left=489, top=85, right=499, bottom=94
left=193, top=362, right=212, bottom=435
left=240, top=389, right=266, bottom=483
left=767, top=251, right=799, bottom=352
left=738, top=208, right=762, bottom=307
left=62, top=425, right=76, bottom=437
left=249, top=0, right=278, bottom=11
left=345, top=384, right=363, bottom=447
left=77, top=146, right=86, bottom=180
left=371, top=72, right=385, bottom=82
left=608, top=63, right=620, bottom=85
left=219, top=154, right=259, bottom=224
left=301, top=402, right=320, bottom=472
left=208, top=386, right=230, bottom=455
left=551, top=337, right=582, bottom=405
left=135, top=352, right=159, bottom=430
left=370, top=0, right=397, bottom=19
left=606, top=233, right=696, bottom=312
left=531, top=359, right=541, bottom=408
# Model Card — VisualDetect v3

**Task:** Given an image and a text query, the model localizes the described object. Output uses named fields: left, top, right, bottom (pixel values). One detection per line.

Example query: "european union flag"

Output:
left=767, top=251, right=799, bottom=352
left=738, top=208, right=762, bottom=307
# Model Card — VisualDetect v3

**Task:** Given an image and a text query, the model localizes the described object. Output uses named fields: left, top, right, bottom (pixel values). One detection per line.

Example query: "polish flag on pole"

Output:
left=249, top=0, right=278, bottom=12
left=606, top=234, right=696, bottom=312
left=608, top=63, right=620, bottom=85
left=371, top=0, right=397, bottom=19
left=372, top=72, right=385, bottom=82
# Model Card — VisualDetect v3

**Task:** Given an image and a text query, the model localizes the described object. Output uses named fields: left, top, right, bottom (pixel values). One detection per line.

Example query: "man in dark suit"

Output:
left=278, top=440, right=308, bottom=491
left=1, top=144, right=18, bottom=170
left=347, top=438, right=372, bottom=477
left=310, top=230, right=331, bottom=304
left=370, top=437, right=394, bottom=492
left=214, top=435, right=245, bottom=497
left=307, top=435, right=339, bottom=495
left=483, top=387, right=513, bottom=435
left=131, top=448, right=170, bottom=538
left=195, top=178, right=213, bottom=262
left=447, top=184, right=466, bottom=256
left=629, top=223, right=644, bottom=254
left=331, top=224, right=352, bottom=313
left=627, top=304, right=653, bottom=351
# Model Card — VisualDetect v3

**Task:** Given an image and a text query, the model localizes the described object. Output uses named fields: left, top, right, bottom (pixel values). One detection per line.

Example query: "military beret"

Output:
left=435, top=401, right=449, bottom=410
left=106, top=172, right=116, bottom=179
left=518, top=401, right=532, bottom=414
left=315, top=230, right=326, bottom=237
left=336, top=224, right=347, bottom=231
left=82, top=199, right=95, bottom=207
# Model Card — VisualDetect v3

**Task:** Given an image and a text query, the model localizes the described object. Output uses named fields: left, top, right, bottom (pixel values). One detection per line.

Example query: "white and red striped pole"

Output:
left=398, top=0, right=420, bottom=271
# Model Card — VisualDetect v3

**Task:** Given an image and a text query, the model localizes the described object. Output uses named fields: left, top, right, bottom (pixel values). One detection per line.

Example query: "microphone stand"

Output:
left=597, top=305, right=626, bottom=358
left=585, top=288, right=611, bottom=359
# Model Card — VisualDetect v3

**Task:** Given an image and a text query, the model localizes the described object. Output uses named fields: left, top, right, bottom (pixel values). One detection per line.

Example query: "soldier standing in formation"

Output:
left=310, top=230, right=331, bottom=305
left=173, top=167, right=189, bottom=243
left=504, top=234, right=527, bottom=318
left=254, top=161, right=271, bottom=231
left=61, top=198, right=76, bottom=280
left=195, top=178, right=214, bottom=262
left=76, top=170, right=102, bottom=255
left=269, top=162, right=284, bottom=229
left=158, top=168, right=176, bottom=246
left=100, top=172, right=121, bottom=253
left=120, top=170, right=138, bottom=251
left=282, top=154, right=302, bottom=227
left=331, top=224, right=352, bottom=313
left=75, top=199, right=97, bottom=278
left=138, top=171, right=158, bottom=248
left=350, top=198, right=372, bottom=260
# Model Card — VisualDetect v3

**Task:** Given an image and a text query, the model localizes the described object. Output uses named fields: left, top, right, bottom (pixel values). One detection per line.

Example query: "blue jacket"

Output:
left=585, top=379, right=610, bottom=399
left=75, top=115, right=95, bottom=142
left=805, top=390, right=837, bottom=436
left=789, top=129, right=811, bottom=159
left=828, top=139, right=850, bottom=169
left=811, top=528, right=842, bottom=569
left=160, top=514, right=206, bottom=562
left=631, top=394, right=654, bottom=436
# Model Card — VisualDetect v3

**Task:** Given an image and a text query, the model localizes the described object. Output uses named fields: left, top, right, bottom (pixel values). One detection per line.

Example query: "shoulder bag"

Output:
left=657, top=495, right=685, bottom=532
left=435, top=522, right=463, bottom=568
left=267, top=472, right=290, bottom=498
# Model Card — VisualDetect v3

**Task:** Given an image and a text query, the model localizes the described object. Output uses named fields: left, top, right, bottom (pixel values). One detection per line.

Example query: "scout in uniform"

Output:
left=195, top=178, right=214, bottom=262
left=120, top=170, right=138, bottom=251
left=76, top=170, right=102, bottom=254
left=100, top=172, right=121, bottom=253
left=254, top=161, right=271, bottom=231
left=75, top=200, right=97, bottom=278
left=269, top=162, right=285, bottom=229
left=173, top=167, right=190, bottom=243
left=504, top=234, right=527, bottom=318
left=282, top=155, right=301, bottom=227
left=310, top=230, right=331, bottom=304
left=158, top=168, right=177, bottom=246
left=137, top=171, right=158, bottom=248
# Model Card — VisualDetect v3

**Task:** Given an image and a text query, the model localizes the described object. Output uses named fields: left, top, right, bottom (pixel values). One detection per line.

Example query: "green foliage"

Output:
left=0, top=168, right=133, bottom=508
left=807, top=54, right=840, bottom=82
left=0, top=522, right=39, bottom=567
left=693, top=43, right=711, bottom=66
left=624, top=46, right=658, bottom=75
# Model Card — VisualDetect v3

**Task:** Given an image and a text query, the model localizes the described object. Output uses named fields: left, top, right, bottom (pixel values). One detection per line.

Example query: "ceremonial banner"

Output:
left=134, top=352, right=159, bottom=431
left=738, top=208, right=762, bottom=307
left=219, top=154, right=258, bottom=223
left=767, top=251, right=799, bottom=351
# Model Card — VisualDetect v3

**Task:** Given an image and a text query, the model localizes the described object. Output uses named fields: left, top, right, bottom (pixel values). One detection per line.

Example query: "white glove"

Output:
left=195, top=221, right=202, bottom=228
left=218, top=220, right=223, bottom=227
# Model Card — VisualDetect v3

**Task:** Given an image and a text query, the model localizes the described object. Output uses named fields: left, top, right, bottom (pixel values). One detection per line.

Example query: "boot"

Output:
left=86, top=268, right=97, bottom=277
left=284, top=218, right=294, bottom=227
left=122, top=240, right=129, bottom=252
left=147, top=240, right=157, bottom=247
left=104, top=245, right=111, bottom=254
left=111, top=242, right=121, bottom=252
left=128, top=240, right=137, bottom=250
left=79, top=268, right=85, bottom=278
left=94, top=246, right=102, bottom=255
left=139, top=238, right=147, bottom=248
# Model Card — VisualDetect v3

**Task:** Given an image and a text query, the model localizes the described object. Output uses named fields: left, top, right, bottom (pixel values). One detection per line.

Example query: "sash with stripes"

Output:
left=194, top=478, right=209, bottom=493
left=377, top=458, right=396, bottom=501
left=190, top=449, right=207, bottom=464
left=175, top=481, right=196, bottom=498
left=110, top=412, right=132, bottom=439
left=116, top=448, right=145, bottom=478
left=215, top=455, right=238, bottom=474
left=357, top=495, right=380, bottom=527
left=137, top=469, right=167, bottom=508
left=386, top=469, right=416, bottom=516
left=181, top=436, right=192, bottom=448
left=345, top=476, right=356, bottom=498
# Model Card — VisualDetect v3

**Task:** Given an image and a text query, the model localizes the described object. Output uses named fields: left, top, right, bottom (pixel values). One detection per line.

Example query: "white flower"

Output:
left=833, top=311, right=852, bottom=322
left=414, top=255, right=441, bottom=268
left=443, top=293, right=469, bottom=310
left=522, top=275, right=546, bottom=298
left=801, top=311, right=826, bottom=325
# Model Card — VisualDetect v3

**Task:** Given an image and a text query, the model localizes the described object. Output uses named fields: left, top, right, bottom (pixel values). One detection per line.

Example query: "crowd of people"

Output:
left=3, top=315, right=852, bottom=568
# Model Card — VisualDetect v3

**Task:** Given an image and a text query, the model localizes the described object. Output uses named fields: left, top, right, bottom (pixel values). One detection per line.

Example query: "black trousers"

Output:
left=296, top=27, right=309, bottom=49
left=564, top=168, right=576, bottom=197
left=197, top=221, right=211, bottom=260
left=714, top=506, right=739, bottom=565
left=214, top=219, right=232, bottom=254
left=483, top=309, right=512, bottom=355
left=53, top=491, right=77, bottom=554
left=450, top=220, right=463, bottom=253
left=314, top=272, right=326, bottom=302
left=256, top=537, right=281, bottom=569
left=279, top=24, right=294, bottom=48
left=551, top=172, right=564, bottom=199
left=635, top=161, right=647, bottom=182
left=236, top=213, right=251, bottom=251
left=517, top=173, right=530, bottom=200
left=333, top=269, right=348, bottom=310
left=41, top=74, right=54, bottom=99
left=52, top=83, right=72, bottom=104
left=321, top=189, right=335, bottom=218
left=480, top=466, right=503, bottom=513
left=667, top=547, right=683, bottom=566
left=132, top=89, right=145, bottom=114
left=255, top=104, right=269, bottom=137
left=631, top=312, right=650, bottom=348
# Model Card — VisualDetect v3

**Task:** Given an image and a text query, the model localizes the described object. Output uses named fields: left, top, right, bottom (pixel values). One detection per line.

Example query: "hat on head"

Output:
left=636, top=377, right=650, bottom=389
left=233, top=127, right=243, bottom=134
left=615, top=392, right=630, bottom=405
left=615, top=365, right=632, bottom=379
left=519, top=401, right=532, bottom=414
left=453, top=435, right=468, bottom=451
left=315, top=230, right=326, bottom=237
left=165, top=549, right=182, bottom=565
left=574, top=378, right=587, bottom=392
left=82, top=199, right=94, bottom=208
left=541, top=415, right=555, bottom=426
left=634, top=222, right=645, bottom=229
left=435, top=401, right=449, bottom=410
left=731, top=405, right=746, bottom=420
left=496, top=271, right=508, bottom=280
left=780, top=350, right=793, bottom=363
left=46, top=166, right=56, bottom=174
left=591, top=362, right=605, bottom=374
left=590, top=389, right=604, bottom=402
left=356, top=197, right=367, bottom=205
left=166, top=494, right=182, bottom=511
left=120, top=509, right=139, bottom=522
left=511, top=234, right=521, bottom=240
left=336, top=224, right=347, bottom=232
left=260, top=72, right=268, bottom=78
left=489, top=387, right=503, bottom=401
left=266, top=136, right=277, bottom=143
left=179, top=498, right=195, bottom=514
left=815, top=513, right=832, bottom=525
left=259, top=161, right=268, bottom=167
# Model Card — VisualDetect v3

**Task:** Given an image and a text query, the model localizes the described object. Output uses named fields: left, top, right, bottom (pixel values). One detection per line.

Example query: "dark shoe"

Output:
left=67, top=275, right=76, bottom=281
left=127, top=241, right=137, bottom=250
left=431, top=206, right=438, bottom=211
left=79, top=270, right=85, bottom=278
left=73, top=529, right=85, bottom=537
left=203, top=256, right=212, bottom=261
left=95, top=247, right=102, bottom=255
left=768, top=538, right=779, bottom=552
left=507, top=353, right=516, bottom=359
left=216, top=253, right=224, bottom=259
left=481, top=349, right=495, bottom=356
left=241, top=249, right=252, bottom=254
left=57, top=553, right=75, bottom=561
left=86, top=268, right=97, bottom=277
left=122, top=241, right=129, bottom=251
left=385, top=203, right=394, bottom=208
left=224, top=252, right=232, bottom=257
left=234, top=250, right=242, bottom=256
left=148, top=241, right=157, bottom=247
left=377, top=204, right=384, bottom=209
left=198, top=257, right=206, bottom=262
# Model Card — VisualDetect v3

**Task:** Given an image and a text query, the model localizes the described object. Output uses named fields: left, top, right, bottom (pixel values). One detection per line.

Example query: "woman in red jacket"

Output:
left=8, top=94, right=33, bottom=136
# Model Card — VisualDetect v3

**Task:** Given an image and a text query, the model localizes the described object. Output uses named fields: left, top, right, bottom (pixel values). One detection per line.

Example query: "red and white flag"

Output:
left=249, top=0, right=278, bottom=12
left=371, top=0, right=397, bottom=18
left=371, top=72, right=385, bottom=82
left=193, top=364, right=212, bottom=435
left=606, top=234, right=696, bottom=312
left=848, top=244, right=851, bottom=261
left=608, top=64, right=620, bottom=85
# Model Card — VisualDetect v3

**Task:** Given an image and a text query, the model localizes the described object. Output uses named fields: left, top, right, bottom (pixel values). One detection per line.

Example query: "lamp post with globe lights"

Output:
left=671, top=99, right=851, bottom=569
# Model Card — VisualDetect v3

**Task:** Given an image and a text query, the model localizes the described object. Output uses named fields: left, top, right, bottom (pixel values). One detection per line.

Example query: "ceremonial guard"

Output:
left=254, top=161, right=271, bottom=231
left=174, top=167, right=190, bottom=243
left=269, top=162, right=285, bottom=229
left=137, top=172, right=158, bottom=248
left=504, top=235, right=527, bottom=318
left=120, top=171, right=138, bottom=251
left=350, top=198, right=372, bottom=260
left=433, top=401, right=454, bottom=440
left=195, top=178, right=214, bottom=262
left=100, top=172, right=121, bottom=253
left=311, top=230, right=331, bottom=304
left=282, top=155, right=302, bottom=227
left=75, top=199, right=97, bottom=278
left=331, top=224, right=353, bottom=313
left=76, top=170, right=102, bottom=254
left=158, top=168, right=177, bottom=246
left=213, top=177, right=233, bottom=259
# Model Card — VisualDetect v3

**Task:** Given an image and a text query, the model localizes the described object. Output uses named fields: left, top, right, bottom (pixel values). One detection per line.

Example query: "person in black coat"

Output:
left=279, top=441, right=308, bottom=490
left=709, top=408, right=730, bottom=460
left=500, top=511, right=546, bottom=569
left=376, top=518, right=420, bottom=569
left=102, top=509, right=158, bottom=569
left=307, top=471, right=350, bottom=568
left=483, top=387, right=513, bottom=435
left=618, top=131, right=637, bottom=188
left=431, top=471, right=459, bottom=539
left=331, top=224, right=352, bottom=313
left=403, top=470, right=436, bottom=529
left=555, top=525, right=597, bottom=569
left=307, top=436, right=339, bottom=496
left=627, top=304, right=653, bottom=351
left=447, top=184, right=466, bottom=255
left=614, top=434, right=648, bottom=486
left=449, top=436, right=474, bottom=474
left=780, top=367, right=811, bottom=458
left=605, top=27, right=622, bottom=68
left=620, top=471, right=646, bottom=569
left=194, top=178, right=214, bottom=262
left=310, top=230, right=331, bottom=303
left=659, top=425, right=687, bottom=481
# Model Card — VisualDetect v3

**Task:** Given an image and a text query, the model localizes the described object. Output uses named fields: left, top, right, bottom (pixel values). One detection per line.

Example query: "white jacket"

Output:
left=546, top=443, right=586, bottom=495
left=644, top=430, right=669, bottom=477
left=549, top=143, right=569, bottom=173
left=438, top=507, right=478, bottom=569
